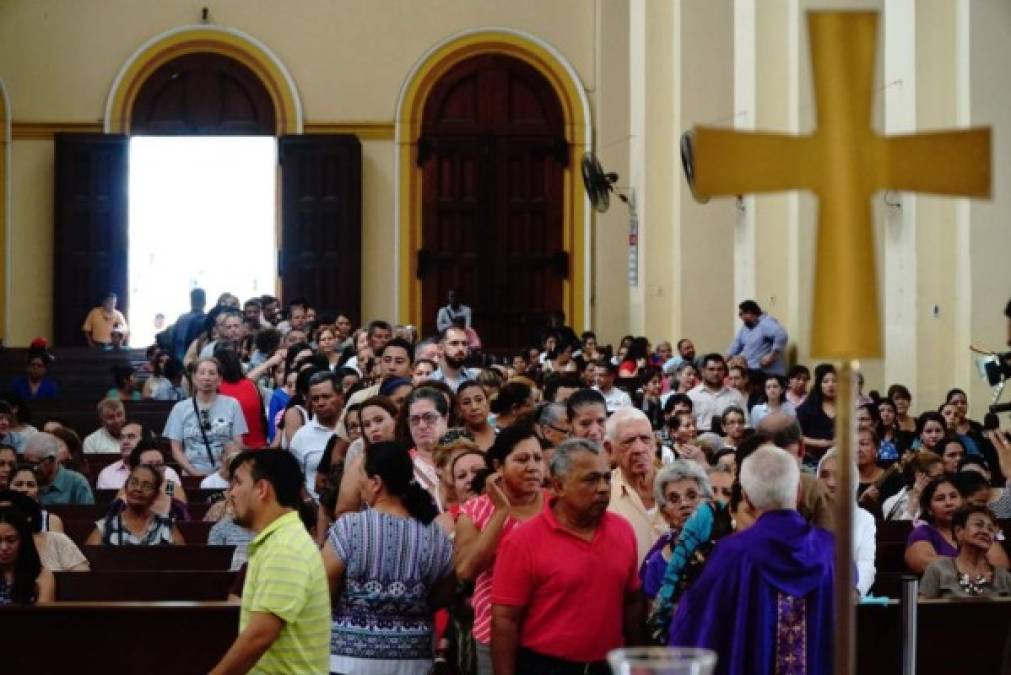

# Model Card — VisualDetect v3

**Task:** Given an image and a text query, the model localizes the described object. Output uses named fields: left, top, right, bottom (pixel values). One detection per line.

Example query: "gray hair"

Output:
left=550, top=438, right=603, bottom=478
left=707, top=464, right=734, bottom=479
left=605, top=406, right=650, bottom=441
left=654, top=460, right=713, bottom=508
left=695, top=432, right=724, bottom=457
left=24, top=431, right=60, bottom=460
left=537, top=402, right=568, bottom=427
left=739, top=444, right=799, bottom=511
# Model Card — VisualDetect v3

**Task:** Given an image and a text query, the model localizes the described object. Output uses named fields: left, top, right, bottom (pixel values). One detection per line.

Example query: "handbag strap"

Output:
left=193, top=396, right=217, bottom=469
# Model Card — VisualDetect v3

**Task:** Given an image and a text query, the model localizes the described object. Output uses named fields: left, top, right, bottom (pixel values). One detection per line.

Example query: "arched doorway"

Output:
left=53, top=27, right=361, bottom=346
left=418, top=54, right=566, bottom=349
left=130, top=52, right=276, bottom=135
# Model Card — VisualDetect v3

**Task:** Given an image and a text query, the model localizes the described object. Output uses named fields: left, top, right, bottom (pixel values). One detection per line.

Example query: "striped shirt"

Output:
left=242, top=511, right=330, bottom=674
left=329, top=509, right=453, bottom=667
left=459, top=492, right=548, bottom=645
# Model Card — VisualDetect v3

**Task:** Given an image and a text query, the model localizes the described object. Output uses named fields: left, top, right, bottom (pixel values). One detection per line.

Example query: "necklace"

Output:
left=954, top=558, right=991, bottom=596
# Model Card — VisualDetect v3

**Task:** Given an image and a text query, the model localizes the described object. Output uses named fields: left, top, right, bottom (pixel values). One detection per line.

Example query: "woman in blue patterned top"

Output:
left=322, top=441, right=455, bottom=675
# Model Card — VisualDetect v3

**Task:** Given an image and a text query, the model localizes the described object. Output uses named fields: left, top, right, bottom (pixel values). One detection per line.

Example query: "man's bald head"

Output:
left=756, top=412, right=804, bottom=463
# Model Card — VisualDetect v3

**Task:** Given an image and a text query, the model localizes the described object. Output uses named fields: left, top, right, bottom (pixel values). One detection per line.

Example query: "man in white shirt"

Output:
left=289, top=371, right=344, bottom=498
left=83, top=399, right=126, bottom=454
left=592, top=360, right=632, bottom=413
left=435, top=289, right=472, bottom=333
left=688, top=353, right=747, bottom=432
left=95, top=421, right=143, bottom=489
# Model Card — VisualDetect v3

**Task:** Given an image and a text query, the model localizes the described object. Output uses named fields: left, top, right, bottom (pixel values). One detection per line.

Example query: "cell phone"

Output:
left=166, top=480, right=176, bottom=498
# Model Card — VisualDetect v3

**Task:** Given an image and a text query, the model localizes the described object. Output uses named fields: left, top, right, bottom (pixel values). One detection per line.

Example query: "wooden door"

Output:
left=419, top=54, right=566, bottom=350
left=131, top=52, right=276, bottom=135
left=279, top=135, right=362, bottom=325
left=53, top=134, right=129, bottom=347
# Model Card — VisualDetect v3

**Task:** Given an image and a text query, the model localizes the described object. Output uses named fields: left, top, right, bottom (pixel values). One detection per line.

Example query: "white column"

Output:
left=733, top=0, right=756, bottom=308
left=882, top=0, right=919, bottom=397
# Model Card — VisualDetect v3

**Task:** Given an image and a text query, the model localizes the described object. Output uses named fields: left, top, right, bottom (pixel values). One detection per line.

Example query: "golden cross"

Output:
left=691, top=11, right=990, bottom=359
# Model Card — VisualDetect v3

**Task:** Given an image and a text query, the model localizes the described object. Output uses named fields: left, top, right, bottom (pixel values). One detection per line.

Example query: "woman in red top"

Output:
left=213, top=346, right=268, bottom=449
left=454, top=424, right=547, bottom=675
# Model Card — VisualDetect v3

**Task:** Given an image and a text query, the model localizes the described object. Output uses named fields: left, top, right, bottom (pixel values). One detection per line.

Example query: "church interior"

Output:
left=1, top=1, right=1010, bottom=673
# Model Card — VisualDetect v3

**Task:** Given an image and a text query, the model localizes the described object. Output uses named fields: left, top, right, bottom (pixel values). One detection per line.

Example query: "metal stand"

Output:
left=900, top=575, right=919, bottom=675
left=832, top=360, right=856, bottom=675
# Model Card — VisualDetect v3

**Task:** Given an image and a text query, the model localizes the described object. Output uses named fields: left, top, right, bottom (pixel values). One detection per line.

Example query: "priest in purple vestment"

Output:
left=668, top=444, right=835, bottom=675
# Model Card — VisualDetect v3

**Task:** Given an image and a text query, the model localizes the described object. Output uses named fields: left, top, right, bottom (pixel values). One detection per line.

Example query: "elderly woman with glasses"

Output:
left=86, top=464, right=184, bottom=546
left=640, top=460, right=713, bottom=601
left=404, top=388, right=451, bottom=510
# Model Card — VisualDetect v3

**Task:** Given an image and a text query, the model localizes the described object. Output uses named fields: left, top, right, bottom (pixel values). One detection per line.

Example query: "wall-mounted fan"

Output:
left=581, top=153, right=630, bottom=213
left=680, top=130, right=710, bottom=204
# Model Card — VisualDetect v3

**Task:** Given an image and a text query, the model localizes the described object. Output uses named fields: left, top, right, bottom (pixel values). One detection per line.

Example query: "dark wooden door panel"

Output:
left=132, top=52, right=275, bottom=135
left=420, top=54, right=566, bottom=350
left=279, top=135, right=362, bottom=325
left=54, top=134, right=129, bottom=347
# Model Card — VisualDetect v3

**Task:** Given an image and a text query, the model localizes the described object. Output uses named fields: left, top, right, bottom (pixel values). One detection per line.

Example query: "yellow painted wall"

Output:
left=9, top=140, right=54, bottom=343
left=0, top=0, right=597, bottom=344
left=593, top=0, right=631, bottom=346
left=967, top=0, right=1011, bottom=420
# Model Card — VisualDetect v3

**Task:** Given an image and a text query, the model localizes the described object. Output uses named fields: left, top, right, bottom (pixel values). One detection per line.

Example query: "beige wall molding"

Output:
left=12, top=120, right=394, bottom=141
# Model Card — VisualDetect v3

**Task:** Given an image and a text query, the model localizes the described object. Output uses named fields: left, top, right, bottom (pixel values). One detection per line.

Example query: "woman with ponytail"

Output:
left=323, top=441, right=456, bottom=674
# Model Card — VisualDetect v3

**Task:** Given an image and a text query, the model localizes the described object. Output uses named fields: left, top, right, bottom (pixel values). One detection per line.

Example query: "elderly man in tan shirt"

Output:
left=604, top=407, right=667, bottom=565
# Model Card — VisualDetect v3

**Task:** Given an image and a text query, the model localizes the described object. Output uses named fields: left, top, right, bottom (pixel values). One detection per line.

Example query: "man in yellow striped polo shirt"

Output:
left=210, top=450, right=330, bottom=674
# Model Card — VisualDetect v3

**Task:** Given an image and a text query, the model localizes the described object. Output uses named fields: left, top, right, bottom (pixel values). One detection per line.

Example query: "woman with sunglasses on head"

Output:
left=8, top=464, right=64, bottom=533
left=86, top=464, right=184, bottom=546
left=331, top=396, right=403, bottom=524
left=163, top=357, right=247, bottom=477
left=0, top=490, right=88, bottom=572
left=0, top=505, right=54, bottom=604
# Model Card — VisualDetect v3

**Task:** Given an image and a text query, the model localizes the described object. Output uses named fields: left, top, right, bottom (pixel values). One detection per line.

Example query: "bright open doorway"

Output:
left=128, top=136, right=277, bottom=347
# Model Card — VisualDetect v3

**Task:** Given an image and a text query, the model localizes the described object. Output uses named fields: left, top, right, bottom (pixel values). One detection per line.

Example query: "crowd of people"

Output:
left=0, top=291, right=1010, bottom=674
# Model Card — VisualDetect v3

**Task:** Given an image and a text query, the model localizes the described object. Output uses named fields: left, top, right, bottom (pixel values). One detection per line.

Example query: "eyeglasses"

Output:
left=126, top=478, right=158, bottom=494
left=664, top=490, right=701, bottom=506
left=712, top=486, right=733, bottom=498
left=199, top=408, right=212, bottom=431
left=408, top=412, right=443, bottom=428
left=24, top=456, right=54, bottom=471
left=544, top=423, right=570, bottom=435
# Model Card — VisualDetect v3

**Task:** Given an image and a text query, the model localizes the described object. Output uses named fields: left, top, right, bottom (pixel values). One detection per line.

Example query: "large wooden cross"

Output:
left=691, top=11, right=990, bottom=359
left=687, top=11, right=991, bottom=675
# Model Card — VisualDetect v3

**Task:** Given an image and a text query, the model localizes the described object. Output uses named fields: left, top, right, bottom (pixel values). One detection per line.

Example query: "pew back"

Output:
left=55, top=570, right=236, bottom=601
left=0, top=602, right=237, bottom=674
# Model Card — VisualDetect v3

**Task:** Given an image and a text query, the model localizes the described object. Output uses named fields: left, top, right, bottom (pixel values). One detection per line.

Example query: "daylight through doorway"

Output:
left=128, top=136, right=277, bottom=347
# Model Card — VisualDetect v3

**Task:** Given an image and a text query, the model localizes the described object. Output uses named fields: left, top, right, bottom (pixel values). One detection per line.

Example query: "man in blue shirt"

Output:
left=727, top=300, right=789, bottom=376
left=24, top=432, right=94, bottom=506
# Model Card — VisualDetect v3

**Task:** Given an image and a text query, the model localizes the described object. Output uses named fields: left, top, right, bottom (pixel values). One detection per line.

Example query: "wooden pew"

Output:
left=55, top=570, right=236, bottom=601
left=857, top=598, right=1011, bottom=675
left=32, top=399, right=176, bottom=437
left=177, top=520, right=215, bottom=544
left=94, top=488, right=223, bottom=505
left=82, top=545, right=234, bottom=570
left=0, top=602, right=237, bottom=674
left=49, top=502, right=211, bottom=523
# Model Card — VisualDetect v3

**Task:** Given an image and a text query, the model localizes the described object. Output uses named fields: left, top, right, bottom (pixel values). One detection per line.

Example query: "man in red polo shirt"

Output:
left=491, top=438, right=644, bottom=674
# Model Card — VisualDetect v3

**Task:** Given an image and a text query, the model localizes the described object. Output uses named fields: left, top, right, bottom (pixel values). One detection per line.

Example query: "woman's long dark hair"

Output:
left=0, top=505, right=42, bottom=603
left=364, top=441, right=438, bottom=525
left=797, top=363, right=836, bottom=412
left=213, top=345, right=245, bottom=383
left=919, top=476, right=959, bottom=525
